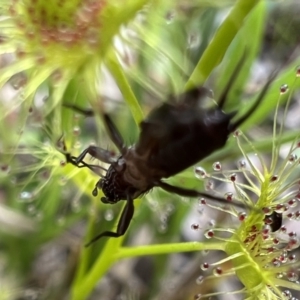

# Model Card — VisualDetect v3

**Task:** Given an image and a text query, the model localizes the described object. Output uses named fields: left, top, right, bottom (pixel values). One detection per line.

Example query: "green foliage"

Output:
left=0, top=0, right=300, bottom=299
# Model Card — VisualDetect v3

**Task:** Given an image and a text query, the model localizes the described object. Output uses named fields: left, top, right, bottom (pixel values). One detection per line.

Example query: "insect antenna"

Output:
left=218, top=52, right=246, bottom=109
left=229, top=71, right=277, bottom=131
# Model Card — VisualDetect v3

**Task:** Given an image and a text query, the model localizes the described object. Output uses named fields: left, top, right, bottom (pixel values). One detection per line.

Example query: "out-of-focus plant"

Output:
left=1, top=0, right=300, bottom=299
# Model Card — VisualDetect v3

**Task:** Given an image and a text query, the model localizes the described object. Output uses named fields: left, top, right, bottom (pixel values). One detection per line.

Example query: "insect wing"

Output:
left=136, top=88, right=234, bottom=178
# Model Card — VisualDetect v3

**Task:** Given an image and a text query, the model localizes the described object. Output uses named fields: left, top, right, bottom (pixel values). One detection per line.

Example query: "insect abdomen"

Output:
left=144, top=106, right=234, bottom=178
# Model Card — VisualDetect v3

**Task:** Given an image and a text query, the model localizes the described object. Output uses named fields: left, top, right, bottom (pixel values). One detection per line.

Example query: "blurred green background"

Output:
left=1, top=0, right=300, bottom=299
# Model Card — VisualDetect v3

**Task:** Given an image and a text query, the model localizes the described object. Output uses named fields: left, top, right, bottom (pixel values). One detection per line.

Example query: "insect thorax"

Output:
left=99, top=151, right=154, bottom=204
left=99, top=157, right=147, bottom=203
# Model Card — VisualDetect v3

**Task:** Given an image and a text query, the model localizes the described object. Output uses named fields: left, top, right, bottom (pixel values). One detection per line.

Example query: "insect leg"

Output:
left=64, top=104, right=124, bottom=152
left=63, top=104, right=95, bottom=117
left=103, top=114, right=125, bottom=153
left=58, top=137, right=97, bottom=169
left=230, top=71, right=277, bottom=130
left=84, top=197, right=134, bottom=247
left=65, top=153, right=94, bottom=169
left=58, top=138, right=106, bottom=175
left=156, top=180, right=250, bottom=210
left=75, top=145, right=116, bottom=164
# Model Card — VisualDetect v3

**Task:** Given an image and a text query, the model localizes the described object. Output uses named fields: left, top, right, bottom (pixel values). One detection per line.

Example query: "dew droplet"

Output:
left=264, top=216, right=273, bottom=225
left=191, top=223, right=200, bottom=231
left=224, top=192, right=233, bottom=201
left=288, top=154, right=298, bottom=163
left=200, top=262, right=209, bottom=271
left=275, top=203, right=285, bottom=213
left=0, top=164, right=10, bottom=173
left=104, top=209, right=114, bottom=221
left=194, top=293, right=202, bottom=300
left=40, top=170, right=50, bottom=180
left=238, top=212, right=247, bottom=221
left=198, top=198, right=206, bottom=205
left=280, top=225, right=287, bottom=233
left=288, top=231, right=297, bottom=238
left=288, top=254, right=297, bottom=263
left=287, top=198, right=297, bottom=208
left=238, top=160, right=246, bottom=169
left=27, top=204, right=36, bottom=214
left=19, top=191, right=34, bottom=202
left=204, top=229, right=214, bottom=239
left=273, top=260, right=281, bottom=267
left=188, top=33, right=200, bottom=48
left=74, top=141, right=82, bottom=149
left=287, top=212, right=295, bottom=220
left=233, top=130, right=241, bottom=137
left=23, top=288, right=40, bottom=300
left=261, top=226, right=271, bottom=235
left=262, top=234, right=269, bottom=240
left=158, top=222, right=168, bottom=233
left=73, top=126, right=81, bottom=136
left=60, top=160, right=67, bottom=167
left=165, top=10, right=175, bottom=24
left=72, top=200, right=81, bottom=212
left=212, top=162, right=221, bottom=171
left=195, top=275, right=204, bottom=285
left=59, top=176, right=67, bottom=186
left=287, top=237, right=299, bottom=250
left=280, top=84, right=289, bottom=94
left=195, top=167, right=206, bottom=179
left=262, top=207, right=272, bottom=214
left=276, top=272, right=284, bottom=279
left=208, top=219, right=215, bottom=227
left=287, top=271, right=299, bottom=282
left=166, top=203, right=175, bottom=214
left=213, top=267, right=223, bottom=276
left=279, top=253, right=288, bottom=263
left=296, top=66, right=300, bottom=77
left=282, top=289, right=292, bottom=299
left=51, top=69, right=63, bottom=82
left=229, top=173, right=237, bottom=182
left=205, top=180, right=214, bottom=191
left=35, top=212, right=44, bottom=221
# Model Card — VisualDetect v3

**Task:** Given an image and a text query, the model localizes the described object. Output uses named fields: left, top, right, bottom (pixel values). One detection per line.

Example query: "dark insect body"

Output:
left=267, top=211, right=283, bottom=232
left=65, top=62, right=275, bottom=247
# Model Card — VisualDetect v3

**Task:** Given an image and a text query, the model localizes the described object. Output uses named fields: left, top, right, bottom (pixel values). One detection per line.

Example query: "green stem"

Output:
left=186, top=0, right=260, bottom=89
left=71, top=236, right=124, bottom=300
left=116, top=241, right=226, bottom=259
left=106, top=50, right=144, bottom=125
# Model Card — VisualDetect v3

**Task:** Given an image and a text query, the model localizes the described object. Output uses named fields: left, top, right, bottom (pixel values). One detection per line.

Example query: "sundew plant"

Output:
left=1, top=0, right=300, bottom=299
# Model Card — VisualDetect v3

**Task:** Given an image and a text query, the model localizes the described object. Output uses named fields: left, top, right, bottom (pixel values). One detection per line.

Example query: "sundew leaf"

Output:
left=236, top=60, right=300, bottom=132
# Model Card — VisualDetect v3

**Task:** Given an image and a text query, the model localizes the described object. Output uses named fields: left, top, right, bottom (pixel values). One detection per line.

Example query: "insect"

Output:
left=266, top=211, right=283, bottom=232
left=65, top=59, right=275, bottom=247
